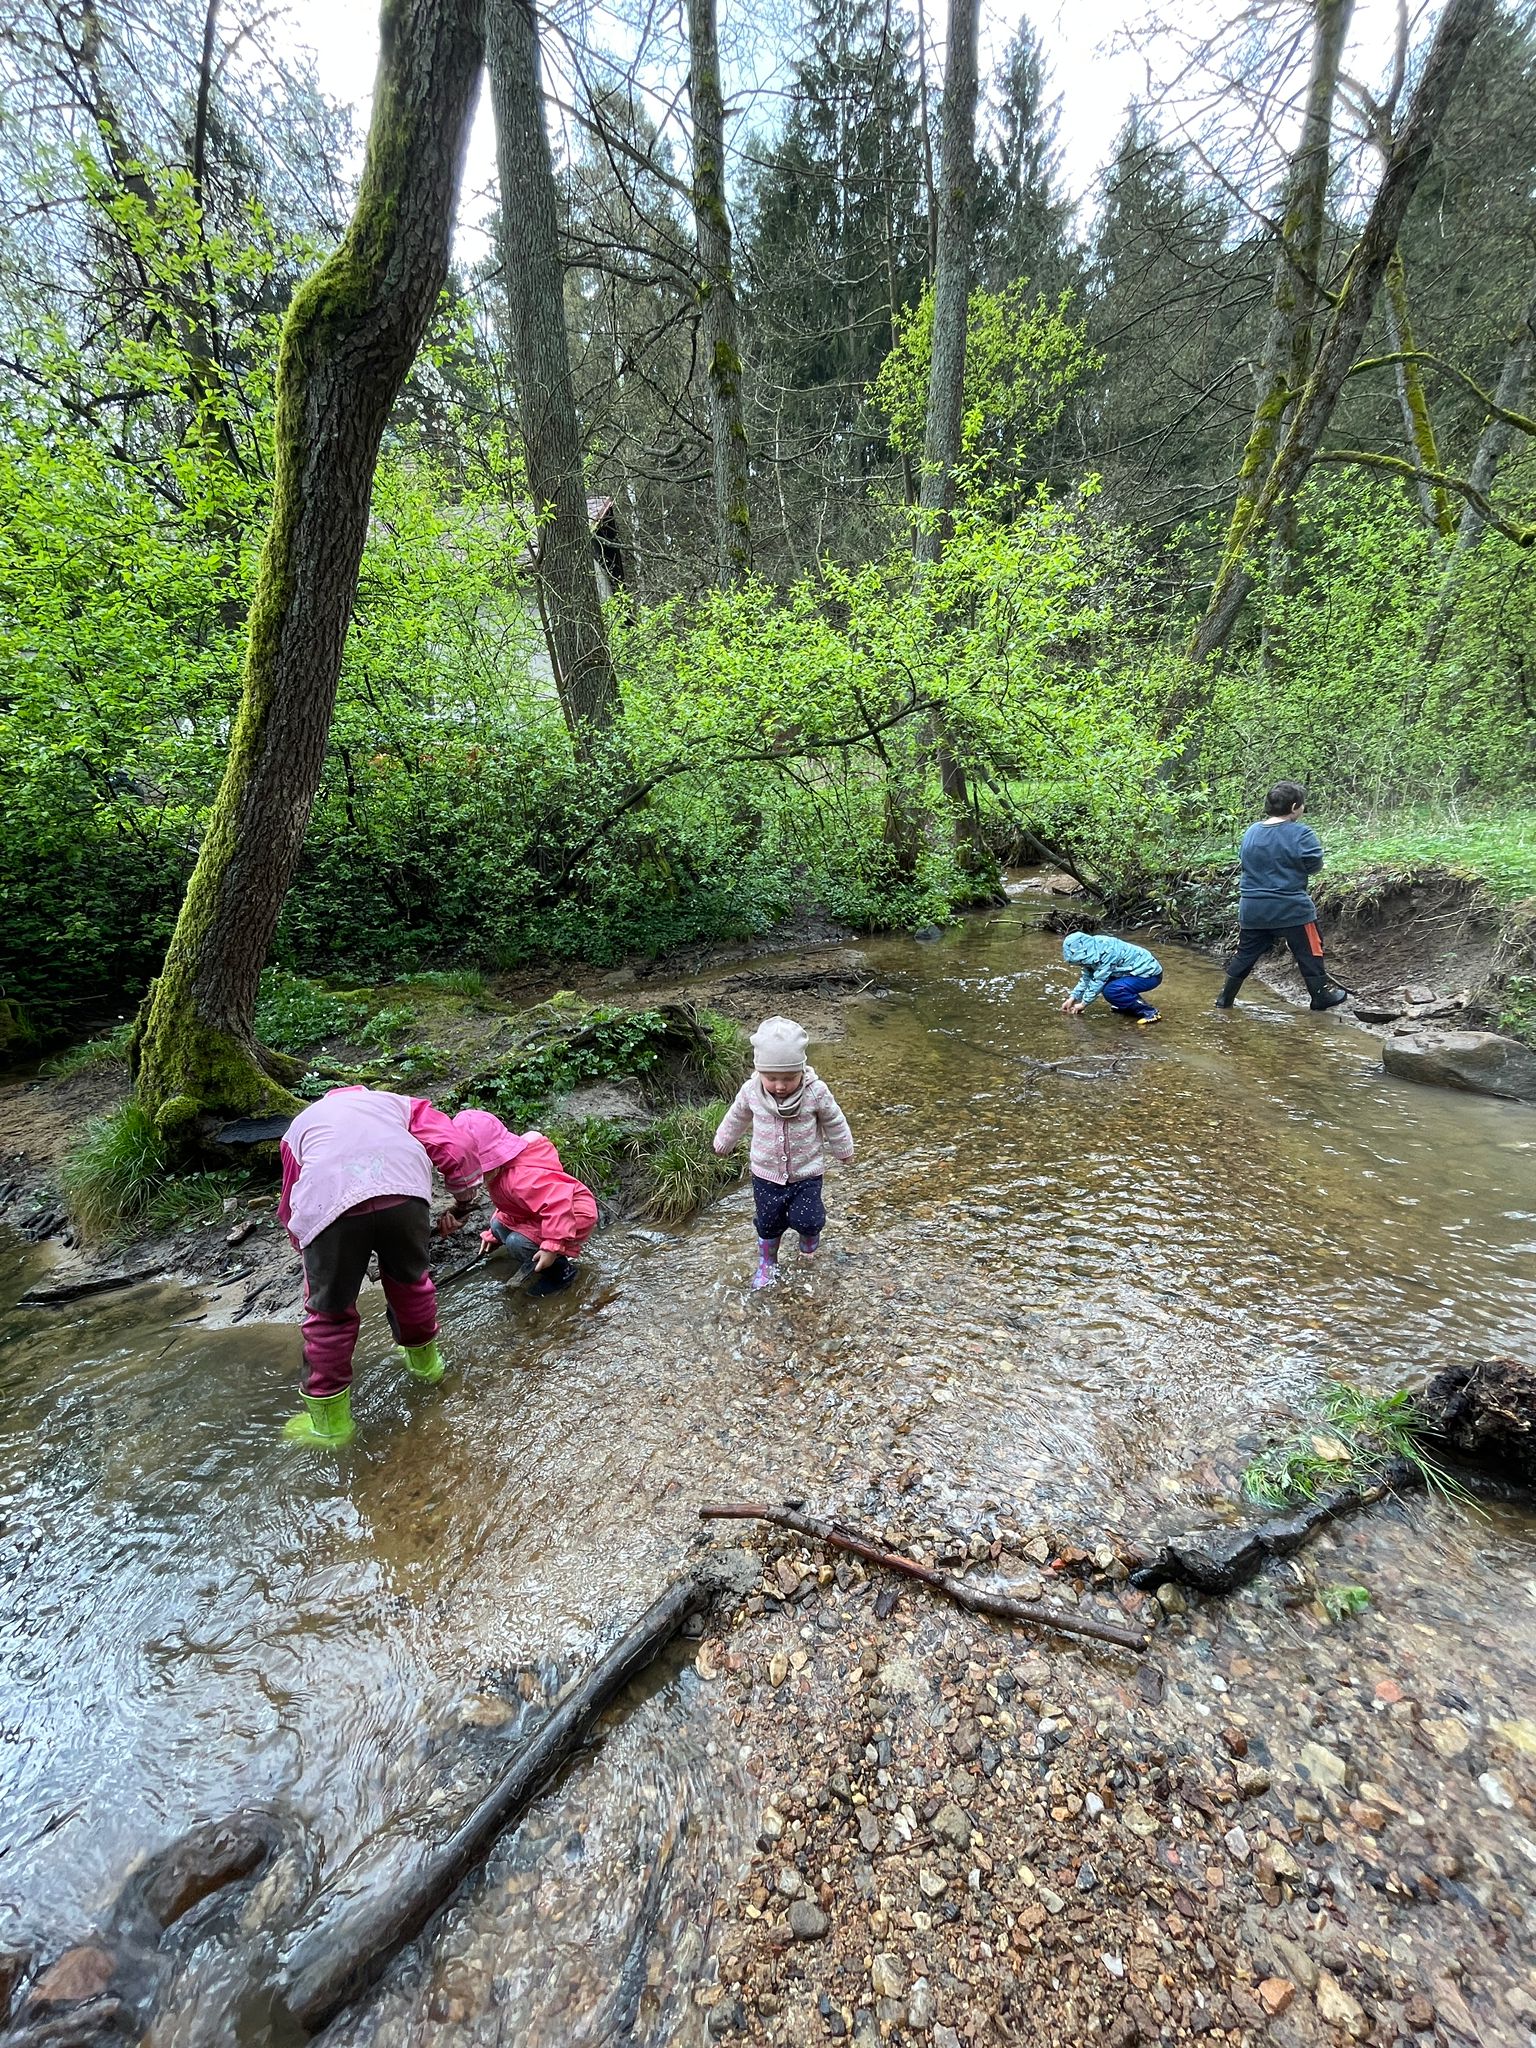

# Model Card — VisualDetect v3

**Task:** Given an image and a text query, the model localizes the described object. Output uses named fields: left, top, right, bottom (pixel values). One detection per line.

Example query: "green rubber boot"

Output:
left=283, top=1389, right=354, bottom=1446
left=401, top=1338, right=445, bottom=1384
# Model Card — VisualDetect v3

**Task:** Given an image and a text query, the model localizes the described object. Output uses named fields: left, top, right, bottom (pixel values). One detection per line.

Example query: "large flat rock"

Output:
left=1382, top=1027, right=1536, bottom=1102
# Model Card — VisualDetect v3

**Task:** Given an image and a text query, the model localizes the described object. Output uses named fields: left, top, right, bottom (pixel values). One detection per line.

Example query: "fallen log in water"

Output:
left=278, top=1571, right=718, bottom=2036
left=699, top=1502, right=1149, bottom=1653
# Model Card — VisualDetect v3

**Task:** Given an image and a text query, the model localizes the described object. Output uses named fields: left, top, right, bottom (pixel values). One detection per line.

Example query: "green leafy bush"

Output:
left=254, top=971, right=366, bottom=1054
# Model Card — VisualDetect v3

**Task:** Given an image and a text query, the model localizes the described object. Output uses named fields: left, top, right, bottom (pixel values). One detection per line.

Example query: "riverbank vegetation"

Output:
left=2, top=0, right=1533, bottom=1105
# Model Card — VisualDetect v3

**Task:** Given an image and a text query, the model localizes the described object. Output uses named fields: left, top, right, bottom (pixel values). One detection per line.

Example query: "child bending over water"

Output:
left=713, top=1016, right=855, bottom=1289
left=1060, top=930, right=1164, bottom=1023
left=451, top=1107, right=599, bottom=1294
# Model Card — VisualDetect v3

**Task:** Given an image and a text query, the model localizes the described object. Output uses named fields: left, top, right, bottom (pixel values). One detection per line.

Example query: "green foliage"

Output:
left=359, top=1004, right=417, bottom=1047
left=541, top=1115, right=629, bottom=1197
left=1317, top=1584, right=1372, bottom=1623
left=60, top=1099, right=244, bottom=1238
left=1241, top=1383, right=1464, bottom=1508
left=254, top=971, right=367, bottom=1054
left=869, top=280, right=1099, bottom=512
left=1498, top=974, right=1536, bottom=1043
left=633, top=1103, right=742, bottom=1224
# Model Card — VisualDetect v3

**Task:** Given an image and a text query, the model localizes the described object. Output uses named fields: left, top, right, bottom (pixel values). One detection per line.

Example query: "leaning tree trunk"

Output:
left=132, top=0, right=484, bottom=1140
left=914, top=0, right=980, bottom=851
left=1382, top=250, right=1452, bottom=533
left=1190, top=0, right=1489, bottom=667
left=1219, top=0, right=1355, bottom=583
left=1421, top=271, right=1536, bottom=664
left=687, top=0, right=751, bottom=588
left=488, top=0, right=619, bottom=736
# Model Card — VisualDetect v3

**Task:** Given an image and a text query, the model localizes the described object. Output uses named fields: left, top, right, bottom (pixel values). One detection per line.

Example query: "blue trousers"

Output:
left=1100, top=970, right=1162, bottom=1018
left=752, top=1175, right=825, bottom=1243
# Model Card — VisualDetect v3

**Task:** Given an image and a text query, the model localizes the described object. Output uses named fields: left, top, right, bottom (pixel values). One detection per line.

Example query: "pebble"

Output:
left=857, top=1809, right=882, bottom=1852
left=918, top=1868, right=946, bottom=1898
left=1314, top=1968, right=1369, bottom=2037
left=870, top=1953, right=906, bottom=1999
left=1234, top=1761, right=1271, bottom=1798
left=1222, top=1825, right=1249, bottom=1861
left=775, top=1866, right=803, bottom=1898
left=1296, top=1739, right=1348, bottom=1790
left=931, top=1800, right=971, bottom=1851
left=907, top=1977, right=935, bottom=2029
left=1423, top=1715, right=1472, bottom=1759
left=1155, top=1582, right=1187, bottom=1615
left=1476, top=1770, right=1514, bottom=1809
left=1256, top=1978, right=1295, bottom=2017
left=788, top=1901, right=829, bottom=1941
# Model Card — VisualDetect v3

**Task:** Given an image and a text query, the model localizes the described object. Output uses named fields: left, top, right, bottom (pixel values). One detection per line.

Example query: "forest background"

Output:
left=3, top=0, right=1535, bottom=1060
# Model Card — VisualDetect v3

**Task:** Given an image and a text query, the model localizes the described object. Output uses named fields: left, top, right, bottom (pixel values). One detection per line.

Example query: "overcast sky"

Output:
left=277, top=0, right=1415, bottom=252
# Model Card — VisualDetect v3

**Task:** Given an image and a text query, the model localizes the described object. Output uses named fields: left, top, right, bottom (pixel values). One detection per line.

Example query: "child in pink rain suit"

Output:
left=451, top=1107, right=598, bottom=1294
left=277, top=1086, right=481, bottom=1445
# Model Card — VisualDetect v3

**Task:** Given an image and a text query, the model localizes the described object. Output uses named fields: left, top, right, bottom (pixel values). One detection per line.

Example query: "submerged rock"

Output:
left=1423, top=1356, right=1536, bottom=1488
left=129, top=1810, right=281, bottom=1931
left=1383, top=1026, right=1536, bottom=1102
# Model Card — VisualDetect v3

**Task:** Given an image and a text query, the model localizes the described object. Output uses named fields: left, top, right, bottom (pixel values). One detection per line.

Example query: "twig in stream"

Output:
left=277, top=1573, right=716, bottom=2035
left=699, top=1503, right=1148, bottom=1653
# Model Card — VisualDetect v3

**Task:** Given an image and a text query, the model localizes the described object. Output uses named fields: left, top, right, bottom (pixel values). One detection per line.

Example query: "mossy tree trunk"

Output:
left=1382, top=251, right=1453, bottom=534
left=1214, top=0, right=1354, bottom=608
left=132, top=0, right=485, bottom=1141
left=487, top=0, right=620, bottom=737
left=687, top=0, right=752, bottom=588
left=1189, top=0, right=1489, bottom=668
left=914, top=0, right=980, bottom=857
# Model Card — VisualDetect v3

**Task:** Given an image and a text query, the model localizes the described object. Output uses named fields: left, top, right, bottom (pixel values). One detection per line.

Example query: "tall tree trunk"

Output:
left=131, top=0, right=484, bottom=1139
left=1190, top=0, right=1489, bottom=666
left=915, top=0, right=979, bottom=846
left=487, top=0, right=619, bottom=735
left=1422, top=271, right=1536, bottom=664
left=1212, top=0, right=1354, bottom=606
left=686, top=0, right=751, bottom=588
left=1382, top=249, right=1453, bottom=533
left=914, top=0, right=938, bottom=280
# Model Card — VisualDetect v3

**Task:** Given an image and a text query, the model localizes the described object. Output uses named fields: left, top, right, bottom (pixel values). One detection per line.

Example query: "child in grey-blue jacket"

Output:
left=1060, top=931, right=1163, bottom=1021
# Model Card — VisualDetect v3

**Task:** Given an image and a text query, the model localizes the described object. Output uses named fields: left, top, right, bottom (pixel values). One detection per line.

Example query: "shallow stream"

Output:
left=4, top=910, right=1534, bottom=2042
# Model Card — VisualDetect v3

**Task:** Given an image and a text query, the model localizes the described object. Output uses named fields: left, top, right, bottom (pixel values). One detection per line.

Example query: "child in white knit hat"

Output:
left=713, top=1016, right=855, bottom=1288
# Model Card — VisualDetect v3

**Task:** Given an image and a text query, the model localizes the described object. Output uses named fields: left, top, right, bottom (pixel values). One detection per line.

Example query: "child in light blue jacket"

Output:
left=1060, top=931, right=1163, bottom=1022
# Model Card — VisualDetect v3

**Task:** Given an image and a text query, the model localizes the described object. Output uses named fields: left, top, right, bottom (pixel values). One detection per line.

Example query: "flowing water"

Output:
left=3, top=909, right=1535, bottom=2042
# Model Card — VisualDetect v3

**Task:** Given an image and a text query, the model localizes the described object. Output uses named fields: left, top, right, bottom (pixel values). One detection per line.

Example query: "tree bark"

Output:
left=687, top=0, right=752, bottom=587
left=1217, top=0, right=1355, bottom=568
left=913, top=0, right=980, bottom=843
left=1422, top=271, right=1536, bottom=663
left=1382, top=250, right=1452, bottom=533
left=132, top=0, right=484, bottom=1139
left=488, top=0, right=619, bottom=735
left=1190, top=0, right=1489, bottom=666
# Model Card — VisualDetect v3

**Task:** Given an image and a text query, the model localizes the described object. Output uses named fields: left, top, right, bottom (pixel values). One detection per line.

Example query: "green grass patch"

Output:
left=61, top=1100, right=245, bottom=1239
left=1319, top=808, right=1536, bottom=906
left=541, top=1115, right=629, bottom=1198
left=359, top=1004, right=417, bottom=1047
left=41, top=1022, right=135, bottom=1078
left=632, top=1102, right=742, bottom=1225
left=1241, top=1382, right=1467, bottom=1508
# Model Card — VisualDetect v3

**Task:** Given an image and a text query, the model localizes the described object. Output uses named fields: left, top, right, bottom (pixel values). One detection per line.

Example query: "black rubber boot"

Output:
left=1214, top=977, right=1244, bottom=1009
left=1308, top=984, right=1348, bottom=1011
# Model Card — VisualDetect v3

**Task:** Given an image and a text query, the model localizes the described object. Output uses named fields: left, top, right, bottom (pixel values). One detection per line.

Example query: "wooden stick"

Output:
left=279, top=1573, right=711, bottom=2035
left=700, top=1503, right=1147, bottom=1653
left=18, top=1265, right=163, bottom=1307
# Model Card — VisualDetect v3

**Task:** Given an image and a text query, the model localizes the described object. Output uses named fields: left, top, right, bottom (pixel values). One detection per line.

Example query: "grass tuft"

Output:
left=42, top=1022, right=135, bottom=1078
left=1241, top=1382, right=1470, bottom=1509
left=632, top=1102, right=742, bottom=1225
left=542, top=1115, right=629, bottom=1198
left=60, top=1100, right=244, bottom=1239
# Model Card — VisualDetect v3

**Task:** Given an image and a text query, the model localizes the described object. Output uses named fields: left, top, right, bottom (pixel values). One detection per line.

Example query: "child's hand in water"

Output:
left=532, top=1248, right=560, bottom=1273
left=1060, top=996, right=1085, bottom=1016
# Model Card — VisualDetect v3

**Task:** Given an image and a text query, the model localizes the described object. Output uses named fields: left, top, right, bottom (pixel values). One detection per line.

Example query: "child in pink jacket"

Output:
left=452, top=1108, right=599, bottom=1294
left=713, top=1016, right=854, bottom=1289
left=277, top=1086, right=481, bottom=1445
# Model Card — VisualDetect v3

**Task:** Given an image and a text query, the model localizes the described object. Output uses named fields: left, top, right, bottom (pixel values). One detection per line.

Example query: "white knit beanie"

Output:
left=751, top=1015, right=808, bottom=1072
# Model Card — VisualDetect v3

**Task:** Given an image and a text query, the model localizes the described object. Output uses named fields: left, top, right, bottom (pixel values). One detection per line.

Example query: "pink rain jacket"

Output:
left=712, top=1065, right=854, bottom=1186
left=452, top=1108, right=599, bottom=1257
left=278, top=1087, right=481, bottom=1250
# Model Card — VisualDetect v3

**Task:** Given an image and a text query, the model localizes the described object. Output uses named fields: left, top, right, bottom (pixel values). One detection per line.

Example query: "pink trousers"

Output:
left=299, top=1196, right=437, bottom=1397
